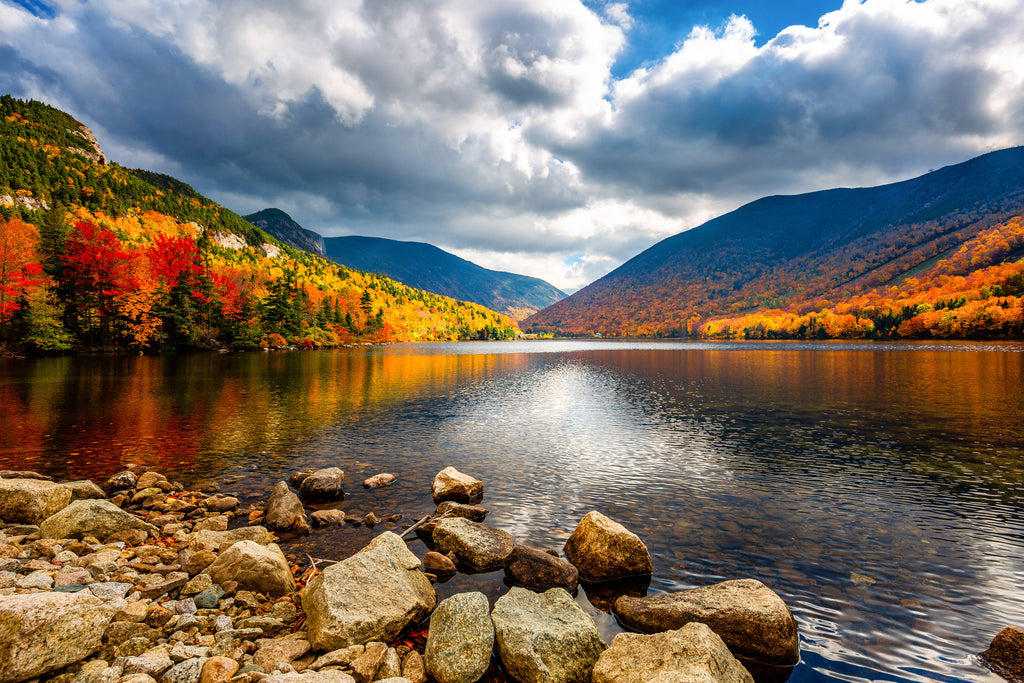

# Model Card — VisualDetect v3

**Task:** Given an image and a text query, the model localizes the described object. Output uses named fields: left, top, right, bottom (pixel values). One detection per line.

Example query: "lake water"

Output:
left=2, top=340, right=1023, bottom=682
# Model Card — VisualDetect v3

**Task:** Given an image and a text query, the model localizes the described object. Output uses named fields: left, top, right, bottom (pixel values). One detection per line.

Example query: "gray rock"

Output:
left=298, top=467, right=345, bottom=501
left=0, top=478, right=73, bottom=524
left=121, top=645, right=174, bottom=677
left=591, top=623, right=754, bottom=683
left=613, top=578, right=800, bottom=666
left=90, top=582, right=135, bottom=601
left=491, top=587, right=605, bottom=683
left=193, top=584, right=225, bottom=609
left=203, top=540, right=295, bottom=596
left=39, top=499, right=157, bottom=540
left=504, top=546, right=579, bottom=593
left=0, top=591, right=115, bottom=682
left=161, top=657, right=207, bottom=683
left=563, top=511, right=652, bottom=583
left=424, top=592, right=494, bottom=683
left=302, top=532, right=435, bottom=651
left=266, top=481, right=310, bottom=532
left=432, top=518, right=513, bottom=572
left=431, top=467, right=483, bottom=504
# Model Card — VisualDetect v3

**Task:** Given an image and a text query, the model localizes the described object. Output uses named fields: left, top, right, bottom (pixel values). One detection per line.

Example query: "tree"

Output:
left=0, top=217, right=45, bottom=331
left=62, top=221, right=137, bottom=346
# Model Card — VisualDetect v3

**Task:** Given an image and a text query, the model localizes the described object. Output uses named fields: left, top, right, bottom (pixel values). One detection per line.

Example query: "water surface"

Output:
left=2, top=340, right=1023, bottom=682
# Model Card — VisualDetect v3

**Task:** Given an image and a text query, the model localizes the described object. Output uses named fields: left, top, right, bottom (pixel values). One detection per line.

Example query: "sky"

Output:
left=1, top=0, right=1022, bottom=293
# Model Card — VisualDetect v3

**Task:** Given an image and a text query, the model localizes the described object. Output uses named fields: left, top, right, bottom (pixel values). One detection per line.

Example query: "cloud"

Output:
left=1, top=0, right=1022, bottom=292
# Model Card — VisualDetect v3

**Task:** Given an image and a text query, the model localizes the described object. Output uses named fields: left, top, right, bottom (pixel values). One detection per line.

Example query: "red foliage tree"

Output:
left=0, top=218, right=45, bottom=324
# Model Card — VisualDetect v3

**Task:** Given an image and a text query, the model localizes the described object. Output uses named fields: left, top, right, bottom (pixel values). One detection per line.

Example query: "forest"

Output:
left=0, top=96, right=517, bottom=354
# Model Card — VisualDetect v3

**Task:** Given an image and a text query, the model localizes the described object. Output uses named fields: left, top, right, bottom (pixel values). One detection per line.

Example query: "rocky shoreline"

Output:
left=0, top=467, right=1017, bottom=683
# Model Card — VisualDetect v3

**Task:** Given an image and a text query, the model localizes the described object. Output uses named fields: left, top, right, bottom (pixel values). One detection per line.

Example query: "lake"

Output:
left=2, top=340, right=1023, bottom=682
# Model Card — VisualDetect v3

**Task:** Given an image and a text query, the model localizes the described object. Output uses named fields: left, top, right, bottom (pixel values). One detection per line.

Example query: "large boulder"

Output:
left=432, top=518, right=514, bottom=572
left=431, top=467, right=483, bottom=504
left=0, top=591, right=115, bottom=683
left=613, top=579, right=799, bottom=666
left=203, top=540, right=295, bottom=596
left=302, top=532, right=436, bottom=651
left=591, top=623, right=753, bottom=683
left=491, top=587, right=605, bottom=683
left=298, top=467, right=345, bottom=501
left=504, top=546, right=579, bottom=593
left=0, top=479, right=72, bottom=524
left=980, top=626, right=1024, bottom=682
left=424, top=592, right=494, bottom=683
left=193, top=526, right=276, bottom=548
left=38, top=498, right=156, bottom=540
left=563, top=511, right=652, bottom=583
left=265, top=481, right=310, bottom=533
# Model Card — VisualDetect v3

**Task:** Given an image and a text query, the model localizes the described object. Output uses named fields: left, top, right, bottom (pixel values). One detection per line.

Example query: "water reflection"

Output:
left=1, top=341, right=1023, bottom=683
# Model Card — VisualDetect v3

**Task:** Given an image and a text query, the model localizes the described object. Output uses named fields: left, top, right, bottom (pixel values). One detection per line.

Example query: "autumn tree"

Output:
left=62, top=221, right=137, bottom=346
left=0, top=217, right=45, bottom=338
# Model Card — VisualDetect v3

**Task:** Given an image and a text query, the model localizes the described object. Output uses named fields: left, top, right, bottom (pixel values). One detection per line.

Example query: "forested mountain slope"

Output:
left=526, top=147, right=1024, bottom=339
left=0, top=96, right=516, bottom=353
left=244, top=208, right=325, bottom=256
left=323, top=235, right=566, bottom=320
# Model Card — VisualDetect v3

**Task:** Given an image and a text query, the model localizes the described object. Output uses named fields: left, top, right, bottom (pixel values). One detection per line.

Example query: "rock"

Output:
left=302, top=531, right=435, bottom=651
left=422, top=551, right=457, bottom=577
left=424, top=592, right=494, bottom=683
left=591, top=623, right=753, bottom=683
left=363, top=473, right=397, bottom=488
left=17, top=569, right=54, bottom=589
left=309, top=644, right=364, bottom=670
left=298, top=467, right=345, bottom=501
left=181, top=573, right=214, bottom=595
left=563, top=511, right=652, bottom=583
left=193, top=515, right=229, bottom=532
left=199, top=655, right=239, bottom=683
left=266, top=482, right=310, bottom=532
left=490, top=587, right=605, bottom=683
left=263, top=672, right=356, bottom=683
left=364, top=512, right=380, bottom=527
left=194, top=584, right=226, bottom=609
left=193, top=526, right=275, bottom=548
left=379, top=648, right=403, bottom=680
left=203, top=540, right=295, bottom=596
left=119, top=675, right=158, bottom=683
left=612, top=579, right=800, bottom=666
left=92, top=582, right=136, bottom=601
left=432, top=518, right=514, bottom=572
left=65, top=479, right=107, bottom=500
left=164, top=657, right=208, bottom=683
left=183, top=549, right=218, bottom=575
left=144, top=604, right=175, bottom=627
left=39, top=498, right=157, bottom=540
left=0, top=591, right=115, bottom=682
left=435, top=501, right=488, bottom=521
left=137, top=572, right=189, bottom=600
left=310, top=510, right=346, bottom=528
left=205, top=496, right=239, bottom=513
left=104, top=620, right=161, bottom=644
left=504, top=546, right=579, bottom=593
left=401, top=651, right=427, bottom=683
left=254, top=635, right=312, bottom=672
left=350, top=642, right=388, bottom=683
left=107, top=470, right=138, bottom=490
left=0, top=478, right=73, bottom=524
left=980, top=626, right=1024, bottom=682
left=105, top=528, right=150, bottom=546
left=122, top=645, right=174, bottom=677
left=431, top=467, right=483, bottom=504
left=136, top=471, right=168, bottom=489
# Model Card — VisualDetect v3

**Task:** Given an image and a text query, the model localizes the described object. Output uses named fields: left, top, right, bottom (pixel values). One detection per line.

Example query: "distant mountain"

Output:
left=526, top=147, right=1024, bottom=339
left=324, top=235, right=566, bottom=320
left=244, top=208, right=325, bottom=256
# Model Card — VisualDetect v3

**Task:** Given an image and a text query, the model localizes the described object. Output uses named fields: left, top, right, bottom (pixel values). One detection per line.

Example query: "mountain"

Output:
left=526, top=147, right=1024, bottom=339
left=244, top=208, right=325, bottom=256
left=0, top=95, right=517, bottom=353
left=323, top=235, right=566, bottom=320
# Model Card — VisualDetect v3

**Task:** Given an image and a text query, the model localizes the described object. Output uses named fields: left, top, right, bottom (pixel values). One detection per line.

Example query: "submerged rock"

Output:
left=563, top=511, right=652, bottom=583
left=591, top=623, right=753, bottom=683
left=613, top=578, right=800, bottom=666
left=491, top=587, right=605, bottom=683
left=431, top=467, right=483, bottom=504
left=302, top=531, right=436, bottom=651
left=363, top=473, right=397, bottom=489
left=423, top=551, right=457, bottom=578
left=424, top=592, right=494, bottom=683
left=432, top=517, right=514, bottom=572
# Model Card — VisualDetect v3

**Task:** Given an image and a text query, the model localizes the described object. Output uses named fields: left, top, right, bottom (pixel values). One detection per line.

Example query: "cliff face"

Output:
left=244, top=208, right=326, bottom=255
left=67, top=123, right=106, bottom=165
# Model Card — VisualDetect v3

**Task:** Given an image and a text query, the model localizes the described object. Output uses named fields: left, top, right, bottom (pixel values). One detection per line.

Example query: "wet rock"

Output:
left=0, top=478, right=73, bottom=524
left=364, top=512, right=380, bottom=527
left=435, top=501, right=488, bottom=521
left=431, top=467, right=483, bottom=504
left=563, top=511, right=652, bottom=583
left=266, top=482, right=310, bottom=533
left=422, top=551, right=457, bottom=577
left=591, top=623, right=753, bottom=683
left=504, top=545, right=579, bottom=593
left=432, top=518, right=514, bottom=572
left=254, top=634, right=312, bottom=672
left=0, top=591, right=115, bottom=682
left=363, top=473, right=397, bottom=489
left=302, top=531, right=436, bottom=651
left=204, top=540, right=295, bottom=596
left=310, top=510, right=346, bottom=528
left=980, top=626, right=1024, bottom=682
left=298, top=467, right=345, bottom=501
left=424, top=592, right=494, bottom=683
left=39, top=498, right=157, bottom=540
left=205, top=496, right=240, bottom=513
left=107, top=470, right=138, bottom=491
left=350, top=641, right=388, bottom=683
left=491, top=587, right=605, bottom=683
left=66, top=479, right=107, bottom=500
left=613, top=578, right=800, bottom=666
